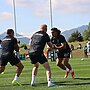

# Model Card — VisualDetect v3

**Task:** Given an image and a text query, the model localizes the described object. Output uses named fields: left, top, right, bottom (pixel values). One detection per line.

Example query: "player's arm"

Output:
left=13, top=38, right=19, bottom=52
left=47, top=41, right=55, bottom=49
left=45, top=42, right=55, bottom=58
left=29, top=39, right=31, bottom=46
left=14, top=44, right=19, bottom=52
left=44, top=47, right=52, bottom=59
left=54, top=42, right=66, bottom=50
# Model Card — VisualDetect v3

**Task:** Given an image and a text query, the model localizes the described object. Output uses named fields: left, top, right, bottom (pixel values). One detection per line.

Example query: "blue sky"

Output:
left=0, top=0, right=90, bottom=38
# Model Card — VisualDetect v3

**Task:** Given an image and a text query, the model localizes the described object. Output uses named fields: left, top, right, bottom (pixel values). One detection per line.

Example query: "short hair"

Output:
left=7, top=29, right=14, bottom=34
left=0, top=40, right=2, bottom=43
left=51, top=27, right=61, bottom=35
left=40, top=24, right=47, bottom=30
left=17, top=40, right=20, bottom=44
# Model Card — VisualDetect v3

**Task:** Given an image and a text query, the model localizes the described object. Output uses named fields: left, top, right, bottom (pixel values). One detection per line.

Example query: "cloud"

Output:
left=51, top=0, right=90, bottom=14
left=6, top=0, right=90, bottom=16
left=6, top=0, right=49, bottom=17
left=0, top=12, right=12, bottom=21
left=20, top=32, right=31, bottom=38
left=6, top=0, right=32, bottom=8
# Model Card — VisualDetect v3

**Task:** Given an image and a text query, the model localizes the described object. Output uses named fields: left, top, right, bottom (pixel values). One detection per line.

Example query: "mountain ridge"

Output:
left=62, top=25, right=88, bottom=40
left=0, top=32, right=30, bottom=44
left=0, top=25, right=88, bottom=43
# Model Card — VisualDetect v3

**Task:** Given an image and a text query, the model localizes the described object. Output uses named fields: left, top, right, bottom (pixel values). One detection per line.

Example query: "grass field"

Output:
left=0, top=58, right=90, bottom=90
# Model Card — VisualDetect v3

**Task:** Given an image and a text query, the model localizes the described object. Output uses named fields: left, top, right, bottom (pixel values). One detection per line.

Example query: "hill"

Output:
left=0, top=32, right=30, bottom=44
left=0, top=25, right=88, bottom=43
left=62, top=25, right=88, bottom=40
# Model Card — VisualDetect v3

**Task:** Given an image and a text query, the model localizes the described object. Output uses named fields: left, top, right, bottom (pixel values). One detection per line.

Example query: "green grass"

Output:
left=0, top=58, right=90, bottom=90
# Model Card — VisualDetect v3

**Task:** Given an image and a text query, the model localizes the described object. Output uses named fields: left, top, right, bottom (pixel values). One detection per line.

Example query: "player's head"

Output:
left=51, top=27, right=61, bottom=37
left=7, top=29, right=14, bottom=37
left=40, top=24, right=47, bottom=32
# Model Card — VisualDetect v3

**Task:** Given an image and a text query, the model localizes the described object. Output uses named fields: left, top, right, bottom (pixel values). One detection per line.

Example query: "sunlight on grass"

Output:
left=0, top=58, right=90, bottom=90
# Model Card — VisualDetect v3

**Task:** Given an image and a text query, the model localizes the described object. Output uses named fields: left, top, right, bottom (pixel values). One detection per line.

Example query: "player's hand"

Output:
left=44, top=52, right=48, bottom=59
left=53, top=44, right=58, bottom=49
left=52, top=44, right=56, bottom=49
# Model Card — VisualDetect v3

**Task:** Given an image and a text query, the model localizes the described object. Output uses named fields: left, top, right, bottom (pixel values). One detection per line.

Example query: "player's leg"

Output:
left=56, top=52, right=66, bottom=70
left=39, top=53, right=55, bottom=87
left=11, top=55, right=24, bottom=86
left=56, top=58, right=66, bottom=70
left=31, top=63, right=39, bottom=86
left=43, top=62, right=51, bottom=81
left=64, top=58, right=74, bottom=78
left=56, top=58, right=70, bottom=78
left=29, top=53, right=39, bottom=86
left=12, top=61, right=24, bottom=86
left=0, top=66, right=5, bottom=73
left=64, top=58, right=72, bottom=70
left=42, top=62, right=55, bottom=87
left=0, top=56, right=8, bottom=74
left=15, top=62, right=24, bottom=77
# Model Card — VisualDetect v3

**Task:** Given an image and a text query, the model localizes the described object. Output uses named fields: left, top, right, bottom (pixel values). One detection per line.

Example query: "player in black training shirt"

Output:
left=47, top=28, right=74, bottom=78
left=29, top=24, right=55, bottom=87
left=0, top=29, right=24, bottom=85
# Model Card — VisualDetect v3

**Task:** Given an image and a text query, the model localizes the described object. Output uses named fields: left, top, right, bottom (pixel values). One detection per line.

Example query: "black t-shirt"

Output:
left=1, top=36, right=17, bottom=55
left=51, top=35, right=71, bottom=53
left=29, top=31, right=50, bottom=54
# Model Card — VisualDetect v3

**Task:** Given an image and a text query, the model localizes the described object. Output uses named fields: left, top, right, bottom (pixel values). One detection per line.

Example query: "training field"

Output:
left=0, top=58, right=90, bottom=90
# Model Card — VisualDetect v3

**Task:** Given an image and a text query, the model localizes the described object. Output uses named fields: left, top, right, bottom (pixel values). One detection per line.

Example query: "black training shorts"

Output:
left=29, top=53, right=48, bottom=64
left=57, top=52, right=70, bottom=58
left=0, top=54, right=20, bottom=66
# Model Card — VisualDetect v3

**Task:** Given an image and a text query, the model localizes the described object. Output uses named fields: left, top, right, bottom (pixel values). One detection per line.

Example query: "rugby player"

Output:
left=0, top=29, right=24, bottom=85
left=47, top=28, right=74, bottom=78
left=29, top=24, right=55, bottom=87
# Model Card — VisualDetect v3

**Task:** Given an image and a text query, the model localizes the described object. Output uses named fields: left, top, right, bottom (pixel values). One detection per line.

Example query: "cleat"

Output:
left=31, top=81, right=35, bottom=86
left=1, top=72, right=4, bottom=74
left=71, top=71, right=74, bottom=78
left=12, top=80, right=22, bottom=86
left=64, top=74, right=68, bottom=78
left=48, top=81, right=55, bottom=87
left=64, top=70, right=70, bottom=78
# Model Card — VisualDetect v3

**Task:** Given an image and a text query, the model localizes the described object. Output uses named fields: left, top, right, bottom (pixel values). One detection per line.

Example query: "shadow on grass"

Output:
left=74, top=77, right=90, bottom=80
left=54, top=81, right=90, bottom=86
left=22, top=82, right=47, bottom=87
left=1, top=78, right=90, bottom=87
left=22, top=80, right=90, bottom=87
left=54, top=78, right=90, bottom=86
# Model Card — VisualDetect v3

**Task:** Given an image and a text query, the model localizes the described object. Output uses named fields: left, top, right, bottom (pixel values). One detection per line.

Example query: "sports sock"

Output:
left=70, top=69, right=74, bottom=72
left=31, top=75, right=36, bottom=83
left=66, top=68, right=69, bottom=72
left=47, top=78, right=52, bottom=83
left=14, top=75, right=18, bottom=81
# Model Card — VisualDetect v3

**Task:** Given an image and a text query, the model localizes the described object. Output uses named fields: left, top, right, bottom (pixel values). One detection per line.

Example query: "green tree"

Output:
left=68, top=36, right=75, bottom=42
left=83, top=29, right=90, bottom=40
left=83, top=22, right=90, bottom=41
left=68, top=30, right=83, bottom=42
left=88, top=22, right=90, bottom=30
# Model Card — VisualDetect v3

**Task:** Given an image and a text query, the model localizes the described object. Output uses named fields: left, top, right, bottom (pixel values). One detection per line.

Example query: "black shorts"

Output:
left=57, top=52, right=70, bottom=58
left=29, top=53, right=48, bottom=64
left=0, top=54, right=20, bottom=66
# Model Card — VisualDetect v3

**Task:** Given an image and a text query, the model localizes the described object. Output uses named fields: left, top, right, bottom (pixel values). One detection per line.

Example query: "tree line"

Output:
left=68, top=22, right=90, bottom=42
